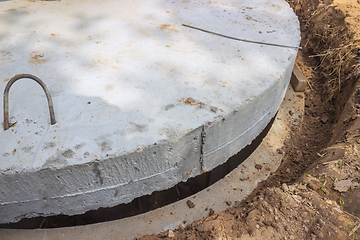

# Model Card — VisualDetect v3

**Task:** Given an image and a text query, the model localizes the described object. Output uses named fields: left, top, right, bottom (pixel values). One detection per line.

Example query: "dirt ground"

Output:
left=137, top=0, right=360, bottom=239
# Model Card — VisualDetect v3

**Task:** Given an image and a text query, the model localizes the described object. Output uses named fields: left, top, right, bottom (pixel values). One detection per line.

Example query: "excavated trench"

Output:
left=265, top=0, right=360, bottom=185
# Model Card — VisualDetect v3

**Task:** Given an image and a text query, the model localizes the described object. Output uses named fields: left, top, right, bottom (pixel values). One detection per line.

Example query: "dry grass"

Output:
left=310, top=43, right=359, bottom=101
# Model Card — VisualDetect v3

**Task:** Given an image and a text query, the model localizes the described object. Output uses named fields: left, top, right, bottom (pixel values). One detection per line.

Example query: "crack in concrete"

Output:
left=200, top=125, right=206, bottom=172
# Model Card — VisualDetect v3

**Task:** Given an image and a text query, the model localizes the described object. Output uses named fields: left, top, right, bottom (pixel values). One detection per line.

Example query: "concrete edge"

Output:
left=0, top=85, right=304, bottom=240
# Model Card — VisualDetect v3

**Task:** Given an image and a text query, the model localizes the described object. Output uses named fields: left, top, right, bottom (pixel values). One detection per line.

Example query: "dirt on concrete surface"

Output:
left=137, top=0, right=360, bottom=239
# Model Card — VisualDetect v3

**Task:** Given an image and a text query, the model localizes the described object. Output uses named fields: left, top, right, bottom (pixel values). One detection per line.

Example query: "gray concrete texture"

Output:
left=0, top=86, right=304, bottom=239
left=0, top=0, right=300, bottom=223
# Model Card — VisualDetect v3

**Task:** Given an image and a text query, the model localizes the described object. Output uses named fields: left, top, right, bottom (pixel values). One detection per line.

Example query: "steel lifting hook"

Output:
left=3, top=74, right=56, bottom=130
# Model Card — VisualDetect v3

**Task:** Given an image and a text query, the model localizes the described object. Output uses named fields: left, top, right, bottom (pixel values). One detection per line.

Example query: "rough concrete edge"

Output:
left=0, top=128, right=203, bottom=224
left=0, top=86, right=304, bottom=240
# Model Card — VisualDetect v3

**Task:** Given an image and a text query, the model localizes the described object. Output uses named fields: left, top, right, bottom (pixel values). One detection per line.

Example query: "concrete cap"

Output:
left=0, top=0, right=300, bottom=223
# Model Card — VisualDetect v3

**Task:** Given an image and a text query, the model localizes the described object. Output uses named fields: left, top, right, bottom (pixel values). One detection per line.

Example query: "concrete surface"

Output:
left=0, top=86, right=304, bottom=239
left=0, top=0, right=300, bottom=223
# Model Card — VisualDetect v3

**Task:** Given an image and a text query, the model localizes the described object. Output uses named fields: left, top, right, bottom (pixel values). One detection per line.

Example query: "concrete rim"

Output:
left=0, top=86, right=304, bottom=239
left=0, top=0, right=300, bottom=223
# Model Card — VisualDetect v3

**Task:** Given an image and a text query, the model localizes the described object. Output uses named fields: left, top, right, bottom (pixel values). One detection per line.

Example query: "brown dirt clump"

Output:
left=137, top=0, right=360, bottom=239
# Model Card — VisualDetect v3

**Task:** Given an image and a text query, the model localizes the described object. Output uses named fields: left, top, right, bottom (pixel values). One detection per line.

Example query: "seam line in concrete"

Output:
left=0, top=167, right=176, bottom=206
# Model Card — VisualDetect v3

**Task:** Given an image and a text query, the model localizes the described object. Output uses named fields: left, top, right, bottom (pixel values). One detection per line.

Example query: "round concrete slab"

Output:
left=0, top=0, right=300, bottom=223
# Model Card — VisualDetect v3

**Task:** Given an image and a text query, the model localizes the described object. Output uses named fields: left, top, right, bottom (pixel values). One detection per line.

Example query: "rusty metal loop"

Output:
left=3, top=74, right=56, bottom=131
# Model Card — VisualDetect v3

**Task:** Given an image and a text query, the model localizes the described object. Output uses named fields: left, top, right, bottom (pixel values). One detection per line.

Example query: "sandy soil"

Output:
left=137, top=0, right=360, bottom=239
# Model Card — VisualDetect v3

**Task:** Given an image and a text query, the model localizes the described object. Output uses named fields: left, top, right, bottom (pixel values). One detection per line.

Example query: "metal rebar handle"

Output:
left=3, top=74, right=56, bottom=131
